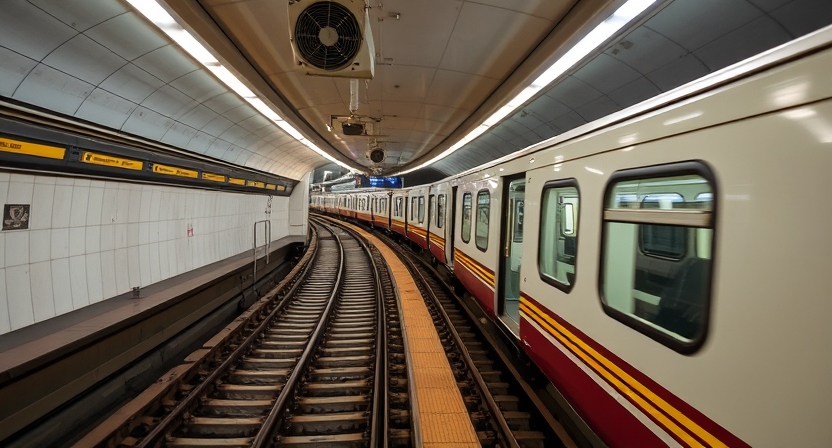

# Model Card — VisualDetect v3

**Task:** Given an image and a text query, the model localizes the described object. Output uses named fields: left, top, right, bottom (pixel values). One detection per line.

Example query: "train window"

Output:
left=600, top=162, right=715, bottom=353
left=462, top=193, right=472, bottom=243
left=410, top=197, right=417, bottom=221
left=538, top=181, right=579, bottom=291
left=418, top=196, right=425, bottom=223
left=475, top=190, right=490, bottom=251
left=437, top=194, right=445, bottom=228
left=429, top=195, right=436, bottom=227
left=395, top=197, right=402, bottom=217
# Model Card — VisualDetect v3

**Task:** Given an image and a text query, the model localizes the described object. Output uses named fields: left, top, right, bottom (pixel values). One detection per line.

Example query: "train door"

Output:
left=498, top=176, right=525, bottom=335
left=446, top=186, right=457, bottom=268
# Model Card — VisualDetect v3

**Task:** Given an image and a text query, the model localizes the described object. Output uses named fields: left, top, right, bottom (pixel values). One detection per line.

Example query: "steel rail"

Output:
left=250, top=221, right=347, bottom=447
left=134, top=225, right=320, bottom=448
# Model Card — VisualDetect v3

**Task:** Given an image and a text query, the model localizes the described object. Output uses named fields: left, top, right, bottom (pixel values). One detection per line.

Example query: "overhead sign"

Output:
left=0, top=137, right=66, bottom=160
left=247, top=180, right=266, bottom=188
left=229, top=178, right=245, bottom=185
left=277, top=185, right=286, bottom=191
left=202, top=172, right=226, bottom=182
left=81, top=151, right=143, bottom=170
left=368, top=176, right=403, bottom=188
left=266, top=184, right=276, bottom=190
left=152, top=163, right=198, bottom=178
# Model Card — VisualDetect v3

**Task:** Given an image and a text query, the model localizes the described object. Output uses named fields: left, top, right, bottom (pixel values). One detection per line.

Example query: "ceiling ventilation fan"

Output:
left=288, top=0, right=375, bottom=78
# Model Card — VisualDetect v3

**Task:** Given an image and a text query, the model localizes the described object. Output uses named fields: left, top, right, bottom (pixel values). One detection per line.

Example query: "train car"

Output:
left=319, top=27, right=832, bottom=447
left=337, top=194, right=354, bottom=219
left=426, top=182, right=453, bottom=264
left=369, top=190, right=392, bottom=230
left=354, top=191, right=373, bottom=224
left=390, top=189, right=407, bottom=238
left=448, top=176, right=500, bottom=319
left=404, top=185, right=429, bottom=249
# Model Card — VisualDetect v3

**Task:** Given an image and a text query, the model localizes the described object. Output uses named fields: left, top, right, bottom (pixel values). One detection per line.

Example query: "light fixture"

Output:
left=395, top=0, right=657, bottom=175
left=126, top=0, right=357, bottom=171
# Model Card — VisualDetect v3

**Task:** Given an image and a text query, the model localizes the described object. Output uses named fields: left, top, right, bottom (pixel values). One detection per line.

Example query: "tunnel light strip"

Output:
left=396, top=0, right=657, bottom=175
left=125, top=0, right=356, bottom=171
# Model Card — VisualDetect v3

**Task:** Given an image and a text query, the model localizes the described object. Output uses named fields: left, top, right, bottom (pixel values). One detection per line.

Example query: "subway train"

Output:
left=311, top=26, right=832, bottom=447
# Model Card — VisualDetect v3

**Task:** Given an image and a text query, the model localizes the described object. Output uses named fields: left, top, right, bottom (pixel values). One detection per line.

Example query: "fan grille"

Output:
left=295, top=2, right=362, bottom=71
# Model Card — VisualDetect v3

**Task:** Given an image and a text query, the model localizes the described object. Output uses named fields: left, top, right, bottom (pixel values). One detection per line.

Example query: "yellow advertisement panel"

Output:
left=81, top=151, right=143, bottom=170
left=0, top=137, right=66, bottom=160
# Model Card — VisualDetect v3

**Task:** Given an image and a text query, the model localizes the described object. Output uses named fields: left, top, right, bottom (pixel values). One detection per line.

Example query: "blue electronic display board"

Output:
left=368, top=176, right=403, bottom=188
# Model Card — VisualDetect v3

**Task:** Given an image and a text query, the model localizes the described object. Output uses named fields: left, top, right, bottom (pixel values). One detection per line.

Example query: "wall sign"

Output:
left=3, top=204, right=30, bottom=230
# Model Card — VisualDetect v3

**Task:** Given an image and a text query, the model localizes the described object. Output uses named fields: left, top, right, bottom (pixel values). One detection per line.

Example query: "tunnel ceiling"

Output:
left=1, top=0, right=831, bottom=182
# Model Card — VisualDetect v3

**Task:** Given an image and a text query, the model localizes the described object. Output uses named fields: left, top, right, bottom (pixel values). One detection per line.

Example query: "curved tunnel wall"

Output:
left=0, top=172, right=303, bottom=335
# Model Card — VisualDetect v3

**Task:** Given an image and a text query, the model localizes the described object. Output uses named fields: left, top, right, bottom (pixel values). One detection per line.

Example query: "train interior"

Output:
left=603, top=174, right=714, bottom=342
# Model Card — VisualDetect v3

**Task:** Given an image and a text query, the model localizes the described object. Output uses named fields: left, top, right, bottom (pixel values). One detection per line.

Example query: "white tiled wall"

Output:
left=0, top=173, right=297, bottom=335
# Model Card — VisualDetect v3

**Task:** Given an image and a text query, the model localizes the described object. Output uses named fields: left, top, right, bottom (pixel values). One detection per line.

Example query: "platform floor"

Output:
left=340, top=222, right=480, bottom=448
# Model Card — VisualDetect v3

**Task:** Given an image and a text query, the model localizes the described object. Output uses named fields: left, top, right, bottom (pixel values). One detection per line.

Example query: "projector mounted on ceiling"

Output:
left=288, top=0, right=375, bottom=79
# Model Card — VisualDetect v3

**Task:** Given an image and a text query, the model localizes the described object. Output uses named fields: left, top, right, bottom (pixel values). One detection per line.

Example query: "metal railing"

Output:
left=252, top=220, right=271, bottom=296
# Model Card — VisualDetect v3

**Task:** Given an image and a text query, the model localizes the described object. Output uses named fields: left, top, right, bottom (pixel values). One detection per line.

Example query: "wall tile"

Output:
left=70, top=186, right=89, bottom=227
left=69, top=227, right=85, bottom=257
left=7, top=180, right=34, bottom=204
left=148, top=242, right=161, bottom=284
left=139, top=222, right=149, bottom=245
left=127, top=246, right=140, bottom=288
left=69, top=255, right=89, bottom=308
left=127, top=189, right=141, bottom=223
left=0, top=182, right=8, bottom=206
left=114, top=223, right=128, bottom=249
left=140, top=188, right=152, bottom=222
left=52, top=185, right=73, bottom=228
left=55, top=177, right=74, bottom=186
left=158, top=243, right=170, bottom=279
left=5, top=231, right=29, bottom=267
left=86, top=253, right=103, bottom=303
left=51, top=227, right=69, bottom=259
left=51, top=258, right=73, bottom=315
left=7, top=265, right=34, bottom=330
left=85, top=225, right=101, bottom=254
left=86, top=187, right=104, bottom=225
left=31, top=184, right=55, bottom=230
left=150, top=190, right=161, bottom=221
left=100, top=224, right=114, bottom=252
left=29, top=229, right=50, bottom=263
left=127, top=222, right=139, bottom=247
left=100, top=250, right=117, bottom=299
left=114, top=248, right=130, bottom=293
left=101, top=187, right=118, bottom=225
left=116, top=189, right=130, bottom=224
left=0, top=270, right=9, bottom=333
left=139, top=244, right=151, bottom=287
left=30, top=261, right=54, bottom=322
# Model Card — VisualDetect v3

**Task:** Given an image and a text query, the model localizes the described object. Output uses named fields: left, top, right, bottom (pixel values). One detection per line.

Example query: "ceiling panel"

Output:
left=645, top=0, right=762, bottom=52
left=0, top=0, right=77, bottom=60
left=141, top=85, right=197, bottom=120
left=438, top=1, right=553, bottom=78
left=169, top=70, right=226, bottom=103
left=0, top=46, right=37, bottom=97
left=133, top=45, right=198, bottom=83
left=43, top=34, right=126, bottom=85
left=75, top=88, right=137, bottom=128
left=160, top=122, right=199, bottom=148
left=203, top=92, right=243, bottom=114
left=99, top=63, right=165, bottom=103
left=121, top=106, right=175, bottom=140
left=223, top=104, right=259, bottom=124
left=469, top=0, right=578, bottom=21
left=86, top=12, right=167, bottom=60
left=178, top=104, right=219, bottom=129
left=269, top=72, right=341, bottom=108
left=378, top=0, right=462, bottom=68
left=545, top=76, right=603, bottom=110
left=425, top=70, right=499, bottom=110
left=772, top=0, right=832, bottom=36
left=14, top=63, right=93, bottom=115
left=693, top=15, right=791, bottom=71
left=29, top=0, right=128, bottom=31
left=607, top=76, right=662, bottom=109
left=605, top=27, right=688, bottom=75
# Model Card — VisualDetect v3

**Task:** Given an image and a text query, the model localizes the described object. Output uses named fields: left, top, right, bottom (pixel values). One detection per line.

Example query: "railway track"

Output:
left=86, top=221, right=406, bottom=447
left=337, top=219, right=573, bottom=448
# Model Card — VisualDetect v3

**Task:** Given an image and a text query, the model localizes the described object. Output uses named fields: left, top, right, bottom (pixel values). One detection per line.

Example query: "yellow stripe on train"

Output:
left=519, top=299, right=725, bottom=448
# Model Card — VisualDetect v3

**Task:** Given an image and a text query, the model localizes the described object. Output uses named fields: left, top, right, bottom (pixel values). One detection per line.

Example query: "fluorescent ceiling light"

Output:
left=396, top=0, right=656, bottom=175
left=126, top=0, right=356, bottom=171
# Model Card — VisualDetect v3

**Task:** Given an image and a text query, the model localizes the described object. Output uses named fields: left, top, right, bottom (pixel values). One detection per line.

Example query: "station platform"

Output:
left=338, top=221, right=481, bottom=448
left=0, top=235, right=304, bottom=442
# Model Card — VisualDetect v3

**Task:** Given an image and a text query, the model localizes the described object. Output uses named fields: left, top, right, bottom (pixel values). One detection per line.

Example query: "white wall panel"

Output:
left=0, top=174, right=295, bottom=335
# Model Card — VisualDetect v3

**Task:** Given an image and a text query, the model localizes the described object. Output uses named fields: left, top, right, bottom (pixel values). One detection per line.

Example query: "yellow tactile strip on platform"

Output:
left=338, top=222, right=480, bottom=447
